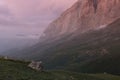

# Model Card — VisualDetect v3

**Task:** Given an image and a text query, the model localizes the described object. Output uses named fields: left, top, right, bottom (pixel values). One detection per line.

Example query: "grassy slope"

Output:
left=32, top=18, right=120, bottom=74
left=0, top=59, right=120, bottom=80
left=5, top=19, right=120, bottom=74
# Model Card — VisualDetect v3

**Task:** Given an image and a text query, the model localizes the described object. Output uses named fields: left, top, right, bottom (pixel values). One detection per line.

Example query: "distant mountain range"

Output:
left=7, top=0, right=120, bottom=75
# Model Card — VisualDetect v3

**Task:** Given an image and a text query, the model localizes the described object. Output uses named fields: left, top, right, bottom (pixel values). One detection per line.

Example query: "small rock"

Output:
left=28, top=61, right=44, bottom=72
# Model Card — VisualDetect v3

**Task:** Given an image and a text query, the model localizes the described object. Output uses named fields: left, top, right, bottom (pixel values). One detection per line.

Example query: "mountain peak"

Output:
left=78, top=0, right=99, bottom=13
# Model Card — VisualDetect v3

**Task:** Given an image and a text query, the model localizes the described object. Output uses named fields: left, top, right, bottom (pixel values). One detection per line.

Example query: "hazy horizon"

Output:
left=0, top=0, right=77, bottom=37
left=0, top=0, right=77, bottom=53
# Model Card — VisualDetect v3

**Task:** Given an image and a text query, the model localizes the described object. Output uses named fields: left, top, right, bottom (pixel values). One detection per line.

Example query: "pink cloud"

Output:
left=0, top=0, right=77, bottom=38
left=5, top=0, right=77, bottom=20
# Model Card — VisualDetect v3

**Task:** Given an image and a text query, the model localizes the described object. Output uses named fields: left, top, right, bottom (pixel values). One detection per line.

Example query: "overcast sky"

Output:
left=0, top=0, right=77, bottom=39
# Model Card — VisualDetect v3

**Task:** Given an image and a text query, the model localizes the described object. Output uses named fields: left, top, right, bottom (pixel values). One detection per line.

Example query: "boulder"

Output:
left=28, top=61, right=44, bottom=71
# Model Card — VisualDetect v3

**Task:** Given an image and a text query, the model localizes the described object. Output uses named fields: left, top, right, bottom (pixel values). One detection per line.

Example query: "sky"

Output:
left=0, top=0, right=77, bottom=39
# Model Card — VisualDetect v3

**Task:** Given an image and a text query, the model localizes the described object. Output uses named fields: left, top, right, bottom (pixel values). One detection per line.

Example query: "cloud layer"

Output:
left=4, top=0, right=77, bottom=22
left=0, top=0, right=77, bottom=38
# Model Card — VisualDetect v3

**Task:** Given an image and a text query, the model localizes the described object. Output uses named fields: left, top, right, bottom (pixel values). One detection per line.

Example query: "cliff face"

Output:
left=42, top=0, right=120, bottom=39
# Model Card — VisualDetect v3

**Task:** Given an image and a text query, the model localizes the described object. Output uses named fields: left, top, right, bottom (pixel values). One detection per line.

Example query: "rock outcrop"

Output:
left=28, top=61, right=44, bottom=71
left=42, top=0, right=120, bottom=39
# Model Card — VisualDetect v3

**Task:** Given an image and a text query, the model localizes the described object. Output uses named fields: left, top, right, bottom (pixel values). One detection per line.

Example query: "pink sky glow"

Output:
left=0, top=0, right=77, bottom=39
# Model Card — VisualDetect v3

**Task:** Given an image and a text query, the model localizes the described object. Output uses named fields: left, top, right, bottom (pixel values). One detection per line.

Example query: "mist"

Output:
left=0, top=0, right=77, bottom=55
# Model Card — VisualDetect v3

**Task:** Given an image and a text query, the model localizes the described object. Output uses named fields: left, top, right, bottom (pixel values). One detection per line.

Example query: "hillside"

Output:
left=1, top=58, right=120, bottom=80
left=4, top=0, right=120, bottom=75
left=8, top=18, right=120, bottom=74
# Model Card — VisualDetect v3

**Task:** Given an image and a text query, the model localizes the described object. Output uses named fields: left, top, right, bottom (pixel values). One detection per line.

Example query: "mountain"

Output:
left=42, top=0, right=120, bottom=39
left=1, top=58, right=120, bottom=80
left=7, top=0, right=120, bottom=74
left=26, top=18, right=120, bottom=74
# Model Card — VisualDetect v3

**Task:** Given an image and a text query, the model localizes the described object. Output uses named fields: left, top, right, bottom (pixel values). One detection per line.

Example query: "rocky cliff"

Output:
left=42, top=0, right=120, bottom=39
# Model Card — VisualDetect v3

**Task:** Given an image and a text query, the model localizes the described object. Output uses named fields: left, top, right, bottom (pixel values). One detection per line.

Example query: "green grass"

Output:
left=0, top=58, right=120, bottom=80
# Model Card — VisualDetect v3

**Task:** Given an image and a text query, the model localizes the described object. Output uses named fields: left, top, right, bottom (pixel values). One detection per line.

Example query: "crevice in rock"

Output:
left=93, top=0, right=98, bottom=13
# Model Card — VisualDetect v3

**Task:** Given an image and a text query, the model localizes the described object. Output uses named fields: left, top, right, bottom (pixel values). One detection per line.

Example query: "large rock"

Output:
left=28, top=61, right=44, bottom=71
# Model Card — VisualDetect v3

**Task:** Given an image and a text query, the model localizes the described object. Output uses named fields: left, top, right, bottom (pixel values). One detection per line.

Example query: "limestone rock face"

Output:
left=42, top=0, right=120, bottom=39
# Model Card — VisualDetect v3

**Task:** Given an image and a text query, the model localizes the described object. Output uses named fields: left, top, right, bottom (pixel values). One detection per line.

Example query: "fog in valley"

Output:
left=0, top=0, right=76, bottom=55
